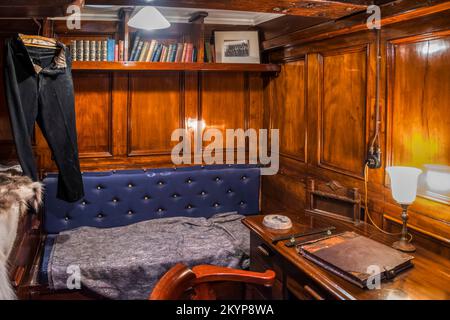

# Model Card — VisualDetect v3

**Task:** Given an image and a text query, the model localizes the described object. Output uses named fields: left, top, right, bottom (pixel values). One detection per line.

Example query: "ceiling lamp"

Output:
left=127, top=7, right=170, bottom=30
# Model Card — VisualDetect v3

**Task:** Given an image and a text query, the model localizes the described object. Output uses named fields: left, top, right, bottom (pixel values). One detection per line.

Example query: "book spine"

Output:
left=156, top=45, right=163, bottom=62
left=129, top=35, right=140, bottom=61
left=134, top=41, right=144, bottom=61
left=205, top=42, right=212, bottom=63
left=118, top=40, right=124, bottom=61
left=146, top=40, right=156, bottom=62
left=175, top=43, right=183, bottom=62
left=138, top=41, right=149, bottom=62
left=150, top=43, right=158, bottom=62
left=161, top=46, right=167, bottom=62
left=90, top=40, right=96, bottom=61
left=76, top=40, right=84, bottom=61
left=101, top=40, right=108, bottom=61
left=210, top=44, right=216, bottom=63
left=123, top=39, right=129, bottom=61
left=70, top=40, right=77, bottom=61
left=107, top=39, right=115, bottom=62
left=181, top=43, right=187, bottom=63
left=187, top=43, right=193, bottom=62
left=152, top=43, right=161, bottom=62
left=171, top=44, right=178, bottom=62
left=95, top=41, right=102, bottom=61
left=114, top=44, right=119, bottom=62
left=192, top=46, right=197, bottom=63
left=83, top=40, right=90, bottom=61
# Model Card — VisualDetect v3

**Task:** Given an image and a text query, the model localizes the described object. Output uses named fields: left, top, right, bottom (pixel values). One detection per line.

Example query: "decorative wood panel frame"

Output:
left=127, top=71, right=186, bottom=157
left=317, top=45, right=371, bottom=179
left=73, top=72, right=114, bottom=159
left=199, top=72, right=251, bottom=156
left=386, top=29, right=450, bottom=203
left=269, top=55, right=308, bottom=163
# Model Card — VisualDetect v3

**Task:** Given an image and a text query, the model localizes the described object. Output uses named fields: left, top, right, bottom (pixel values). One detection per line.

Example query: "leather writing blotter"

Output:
left=298, top=231, right=414, bottom=288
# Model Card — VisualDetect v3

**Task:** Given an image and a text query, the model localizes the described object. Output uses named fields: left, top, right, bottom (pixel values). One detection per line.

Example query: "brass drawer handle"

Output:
left=257, top=245, right=271, bottom=257
left=304, top=285, right=324, bottom=300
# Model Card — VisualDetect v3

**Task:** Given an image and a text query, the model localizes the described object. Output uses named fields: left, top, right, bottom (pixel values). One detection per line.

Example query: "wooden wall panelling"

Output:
left=263, top=11, right=450, bottom=255
left=73, top=72, right=113, bottom=158
left=384, top=29, right=450, bottom=243
left=270, top=60, right=307, bottom=163
left=318, top=45, right=369, bottom=179
left=200, top=72, right=248, bottom=162
left=387, top=32, right=450, bottom=170
left=128, top=71, right=184, bottom=156
left=111, top=72, right=129, bottom=157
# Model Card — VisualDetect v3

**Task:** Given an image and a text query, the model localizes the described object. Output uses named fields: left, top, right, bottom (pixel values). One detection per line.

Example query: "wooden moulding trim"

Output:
left=71, top=62, right=281, bottom=73
left=263, top=1, right=450, bottom=51
left=383, top=214, right=450, bottom=245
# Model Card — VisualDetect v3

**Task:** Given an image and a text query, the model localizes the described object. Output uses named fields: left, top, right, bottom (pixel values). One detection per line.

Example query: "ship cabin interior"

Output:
left=0, top=0, right=449, bottom=301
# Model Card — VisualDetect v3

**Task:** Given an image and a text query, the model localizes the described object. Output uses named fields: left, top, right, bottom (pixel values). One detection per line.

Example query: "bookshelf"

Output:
left=62, top=9, right=280, bottom=74
left=71, top=61, right=280, bottom=73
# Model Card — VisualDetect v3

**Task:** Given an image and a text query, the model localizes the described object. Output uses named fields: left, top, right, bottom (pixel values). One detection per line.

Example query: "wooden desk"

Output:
left=242, top=212, right=450, bottom=300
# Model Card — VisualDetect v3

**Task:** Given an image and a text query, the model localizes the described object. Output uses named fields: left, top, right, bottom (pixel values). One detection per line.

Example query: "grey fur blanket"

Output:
left=47, top=212, right=250, bottom=299
left=0, top=170, right=42, bottom=300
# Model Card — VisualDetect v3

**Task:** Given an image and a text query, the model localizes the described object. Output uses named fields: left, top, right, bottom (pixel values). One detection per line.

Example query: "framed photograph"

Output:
left=214, top=31, right=260, bottom=64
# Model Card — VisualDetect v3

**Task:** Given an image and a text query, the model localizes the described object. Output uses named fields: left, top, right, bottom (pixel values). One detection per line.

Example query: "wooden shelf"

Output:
left=72, top=61, right=280, bottom=73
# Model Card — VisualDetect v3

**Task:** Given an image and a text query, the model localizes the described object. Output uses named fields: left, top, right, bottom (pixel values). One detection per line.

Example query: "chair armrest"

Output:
left=192, top=265, right=275, bottom=287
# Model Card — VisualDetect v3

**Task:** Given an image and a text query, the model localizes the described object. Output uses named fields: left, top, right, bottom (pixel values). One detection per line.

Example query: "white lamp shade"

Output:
left=127, top=7, right=170, bottom=31
left=387, top=166, right=422, bottom=204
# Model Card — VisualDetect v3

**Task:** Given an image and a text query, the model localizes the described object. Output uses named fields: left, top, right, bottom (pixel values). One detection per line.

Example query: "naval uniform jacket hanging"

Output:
left=3, top=34, right=84, bottom=202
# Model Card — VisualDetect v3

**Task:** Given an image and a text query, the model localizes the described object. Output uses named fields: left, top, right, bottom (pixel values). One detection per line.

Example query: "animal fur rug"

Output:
left=0, top=171, right=42, bottom=300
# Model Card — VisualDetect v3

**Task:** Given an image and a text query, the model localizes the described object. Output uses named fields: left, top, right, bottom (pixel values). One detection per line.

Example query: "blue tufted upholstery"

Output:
left=43, top=165, right=260, bottom=234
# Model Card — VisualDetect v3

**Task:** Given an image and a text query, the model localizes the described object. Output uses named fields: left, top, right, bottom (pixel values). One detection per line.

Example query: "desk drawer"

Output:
left=250, top=234, right=283, bottom=281
left=286, top=270, right=334, bottom=300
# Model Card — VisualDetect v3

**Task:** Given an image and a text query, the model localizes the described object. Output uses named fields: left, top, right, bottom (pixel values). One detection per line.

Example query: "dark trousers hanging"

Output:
left=4, top=35, right=84, bottom=202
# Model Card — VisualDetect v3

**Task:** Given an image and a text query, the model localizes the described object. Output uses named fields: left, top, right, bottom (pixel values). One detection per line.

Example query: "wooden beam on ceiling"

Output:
left=262, top=0, right=450, bottom=50
left=85, top=0, right=372, bottom=19
left=0, top=0, right=83, bottom=18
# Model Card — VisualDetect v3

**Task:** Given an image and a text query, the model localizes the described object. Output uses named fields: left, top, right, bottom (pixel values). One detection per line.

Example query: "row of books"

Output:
left=69, top=37, right=216, bottom=63
left=69, top=39, right=126, bottom=62
left=204, top=42, right=216, bottom=63
left=129, top=36, right=197, bottom=63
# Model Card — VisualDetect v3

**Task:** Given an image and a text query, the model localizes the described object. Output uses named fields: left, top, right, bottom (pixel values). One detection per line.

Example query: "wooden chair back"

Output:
left=149, top=264, right=275, bottom=300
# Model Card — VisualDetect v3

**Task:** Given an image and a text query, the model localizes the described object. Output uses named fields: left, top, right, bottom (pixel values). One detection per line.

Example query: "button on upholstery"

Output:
left=97, top=213, right=104, bottom=218
left=64, top=216, right=69, bottom=221
left=186, top=204, right=193, bottom=209
left=157, top=208, right=164, bottom=212
left=158, top=181, right=164, bottom=186
left=227, top=189, right=233, bottom=193
left=81, top=201, right=87, bottom=205
left=214, top=202, right=220, bottom=207
left=128, top=183, right=133, bottom=188
left=172, top=193, right=179, bottom=198
left=200, top=191, right=206, bottom=196
left=241, top=175, right=247, bottom=180
left=215, top=177, right=220, bottom=182
left=97, top=185, right=102, bottom=190
left=186, top=178, right=193, bottom=184
left=112, top=198, right=118, bottom=203
left=128, top=210, right=133, bottom=215
left=240, top=201, right=245, bottom=205
left=144, top=195, right=150, bottom=200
